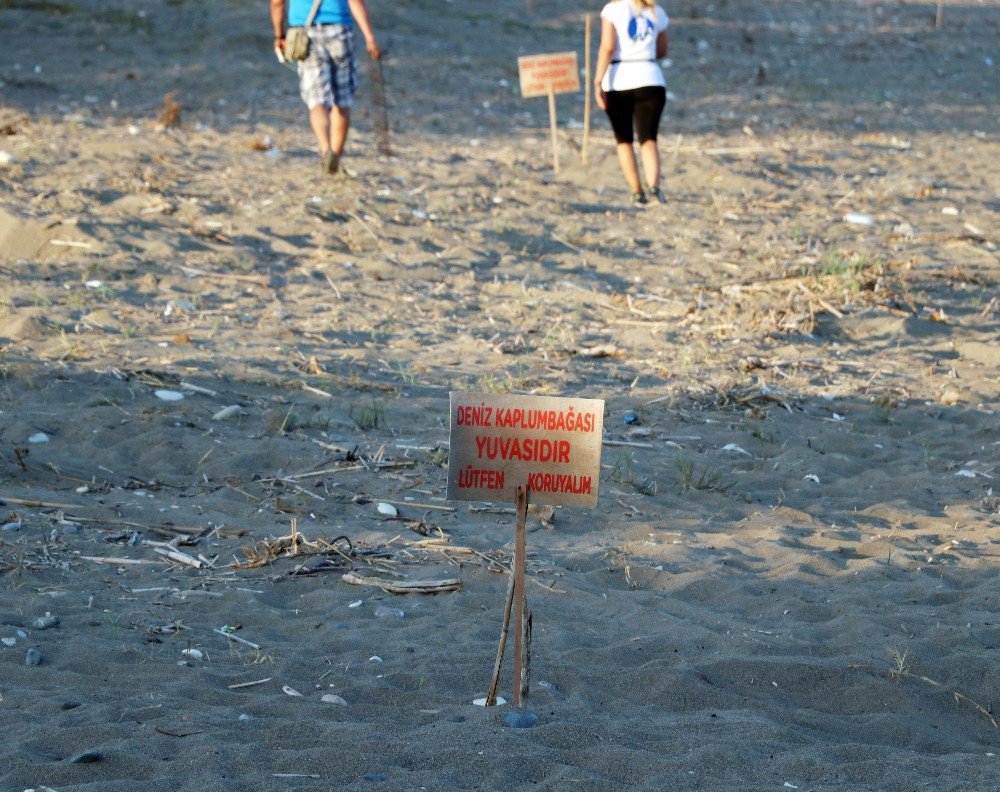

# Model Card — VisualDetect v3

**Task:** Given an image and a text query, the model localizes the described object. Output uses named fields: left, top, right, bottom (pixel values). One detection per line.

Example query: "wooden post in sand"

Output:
left=582, top=14, right=592, bottom=164
left=447, top=392, right=605, bottom=708
left=511, top=485, right=529, bottom=705
left=517, top=52, right=580, bottom=178
left=368, top=56, right=391, bottom=156
left=547, top=86, right=560, bottom=176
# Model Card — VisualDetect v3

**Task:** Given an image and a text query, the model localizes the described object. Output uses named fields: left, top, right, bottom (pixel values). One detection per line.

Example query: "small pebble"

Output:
left=2, top=637, right=15, bottom=646
left=62, top=701, right=82, bottom=710
left=32, top=613, right=60, bottom=630
left=1, top=520, right=21, bottom=532
left=321, top=694, right=348, bottom=705
left=28, top=432, right=50, bottom=444
left=238, top=713, right=251, bottom=721
left=376, top=502, right=397, bottom=517
left=181, top=648, right=203, bottom=660
left=66, top=749, right=103, bottom=764
left=472, top=696, right=505, bottom=706
left=502, top=712, right=538, bottom=728
left=25, top=647, right=43, bottom=666
left=374, top=606, right=404, bottom=620
left=154, top=390, right=185, bottom=401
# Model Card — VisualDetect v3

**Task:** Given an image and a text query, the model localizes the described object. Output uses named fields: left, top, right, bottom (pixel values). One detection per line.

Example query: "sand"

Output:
left=1, top=0, right=998, bottom=789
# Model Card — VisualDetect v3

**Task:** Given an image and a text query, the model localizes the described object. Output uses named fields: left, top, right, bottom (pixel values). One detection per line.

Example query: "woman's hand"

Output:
left=594, top=83, right=607, bottom=111
left=366, top=38, right=382, bottom=59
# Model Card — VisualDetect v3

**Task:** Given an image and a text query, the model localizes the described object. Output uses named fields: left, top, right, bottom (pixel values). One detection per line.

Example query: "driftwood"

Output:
left=341, top=572, right=462, bottom=594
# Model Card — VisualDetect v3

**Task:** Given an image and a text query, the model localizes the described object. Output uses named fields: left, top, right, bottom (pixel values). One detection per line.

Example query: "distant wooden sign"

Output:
left=447, top=392, right=604, bottom=508
left=517, top=52, right=580, bottom=99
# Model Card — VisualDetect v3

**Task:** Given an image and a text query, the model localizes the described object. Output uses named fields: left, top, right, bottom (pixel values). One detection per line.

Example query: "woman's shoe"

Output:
left=631, top=191, right=648, bottom=206
left=650, top=187, right=667, bottom=204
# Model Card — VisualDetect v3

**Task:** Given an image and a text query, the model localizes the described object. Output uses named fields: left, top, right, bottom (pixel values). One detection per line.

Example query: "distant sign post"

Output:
left=517, top=52, right=580, bottom=176
left=448, top=392, right=604, bottom=706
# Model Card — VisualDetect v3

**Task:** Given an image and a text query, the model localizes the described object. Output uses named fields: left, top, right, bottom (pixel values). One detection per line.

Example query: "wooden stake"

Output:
left=512, top=485, right=528, bottom=706
left=520, top=608, right=532, bottom=701
left=486, top=563, right=516, bottom=707
left=369, top=55, right=392, bottom=156
left=582, top=14, right=592, bottom=164
left=547, top=85, right=560, bottom=176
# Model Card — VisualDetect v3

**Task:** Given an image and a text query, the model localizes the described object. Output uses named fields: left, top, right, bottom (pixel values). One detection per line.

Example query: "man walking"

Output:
left=271, top=0, right=381, bottom=174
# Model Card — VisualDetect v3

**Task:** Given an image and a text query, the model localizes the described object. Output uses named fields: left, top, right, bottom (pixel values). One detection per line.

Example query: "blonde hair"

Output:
left=631, top=0, right=655, bottom=8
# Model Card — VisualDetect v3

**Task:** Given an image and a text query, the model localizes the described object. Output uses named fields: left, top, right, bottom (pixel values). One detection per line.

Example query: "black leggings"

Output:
left=605, top=86, right=666, bottom=144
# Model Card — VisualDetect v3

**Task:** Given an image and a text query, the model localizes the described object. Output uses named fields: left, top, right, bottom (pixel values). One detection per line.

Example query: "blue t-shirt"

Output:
left=288, top=0, right=351, bottom=27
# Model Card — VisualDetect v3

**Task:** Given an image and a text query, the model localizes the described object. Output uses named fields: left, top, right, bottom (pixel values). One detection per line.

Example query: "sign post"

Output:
left=517, top=52, right=581, bottom=177
left=448, top=392, right=604, bottom=706
left=582, top=14, right=592, bottom=164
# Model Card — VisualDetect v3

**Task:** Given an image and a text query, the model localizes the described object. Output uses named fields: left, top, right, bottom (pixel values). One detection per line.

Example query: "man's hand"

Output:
left=366, top=39, right=381, bottom=60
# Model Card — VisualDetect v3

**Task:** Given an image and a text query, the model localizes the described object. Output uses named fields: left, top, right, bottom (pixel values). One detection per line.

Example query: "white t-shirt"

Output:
left=600, top=0, right=669, bottom=92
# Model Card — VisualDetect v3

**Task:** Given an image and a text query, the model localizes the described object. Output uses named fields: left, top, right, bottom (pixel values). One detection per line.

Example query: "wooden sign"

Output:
left=447, top=392, right=604, bottom=508
left=517, top=52, right=580, bottom=99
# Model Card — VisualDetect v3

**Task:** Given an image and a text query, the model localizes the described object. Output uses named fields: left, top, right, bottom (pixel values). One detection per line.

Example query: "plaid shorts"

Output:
left=297, top=24, right=358, bottom=109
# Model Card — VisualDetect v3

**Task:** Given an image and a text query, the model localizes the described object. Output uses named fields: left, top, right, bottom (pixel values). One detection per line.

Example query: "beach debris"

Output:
left=941, top=206, right=959, bottom=215
left=348, top=600, right=363, bottom=608
left=376, top=502, right=398, bottom=517
left=369, top=656, right=383, bottom=663
left=28, top=433, right=49, bottom=444
left=31, top=613, right=59, bottom=630
left=25, top=647, right=43, bottom=666
left=158, top=92, right=181, bottom=128
left=152, top=547, right=203, bottom=568
left=282, top=685, right=304, bottom=697
left=66, top=749, right=103, bottom=764
left=1, top=637, right=15, bottom=646
left=721, top=443, right=753, bottom=457
left=502, top=712, right=538, bottom=728
left=473, top=696, right=506, bottom=706
left=154, top=390, right=185, bottom=401
left=374, top=605, right=405, bottom=619
left=803, top=474, right=820, bottom=484
left=214, top=627, right=261, bottom=650
left=578, top=344, right=624, bottom=358
left=342, top=572, right=462, bottom=595
left=622, top=411, right=640, bottom=425
left=955, top=470, right=977, bottom=478
left=181, top=648, right=204, bottom=661
left=843, top=212, right=874, bottom=226
left=321, top=694, right=348, bottom=705
left=1, top=519, right=21, bottom=532
left=211, top=405, right=242, bottom=421
left=940, top=389, right=961, bottom=405
left=783, top=784, right=800, bottom=789
left=227, top=677, right=272, bottom=690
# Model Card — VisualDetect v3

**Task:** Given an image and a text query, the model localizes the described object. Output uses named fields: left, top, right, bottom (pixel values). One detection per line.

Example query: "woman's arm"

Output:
left=270, top=0, right=286, bottom=52
left=655, top=30, right=668, bottom=59
left=594, top=17, right=617, bottom=111
left=347, top=0, right=381, bottom=58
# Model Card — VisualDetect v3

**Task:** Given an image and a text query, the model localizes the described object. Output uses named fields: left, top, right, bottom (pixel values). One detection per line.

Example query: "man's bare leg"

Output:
left=308, top=104, right=332, bottom=154
left=330, top=106, right=351, bottom=157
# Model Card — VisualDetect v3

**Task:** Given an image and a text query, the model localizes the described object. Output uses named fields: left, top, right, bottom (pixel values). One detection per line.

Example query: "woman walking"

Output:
left=594, top=0, right=669, bottom=205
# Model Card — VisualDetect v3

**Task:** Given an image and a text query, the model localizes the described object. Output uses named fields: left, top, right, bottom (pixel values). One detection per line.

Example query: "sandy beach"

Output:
left=1, top=0, right=998, bottom=789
